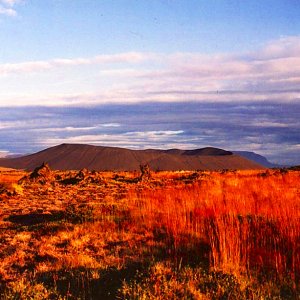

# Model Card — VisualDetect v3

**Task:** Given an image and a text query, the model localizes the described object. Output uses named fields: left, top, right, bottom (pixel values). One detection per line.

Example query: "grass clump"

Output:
left=119, top=262, right=298, bottom=300
left=64, top=203, right=95, bottom=224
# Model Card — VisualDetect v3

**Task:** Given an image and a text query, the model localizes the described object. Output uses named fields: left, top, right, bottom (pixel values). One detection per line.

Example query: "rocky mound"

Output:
left=60, top=169, right=103, bottom=185
left=20, top=162, right=55, bottom=185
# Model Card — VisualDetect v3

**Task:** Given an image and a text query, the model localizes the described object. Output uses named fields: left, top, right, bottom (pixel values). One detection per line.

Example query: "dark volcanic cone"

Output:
left=1, top=144, right=265, bottom=171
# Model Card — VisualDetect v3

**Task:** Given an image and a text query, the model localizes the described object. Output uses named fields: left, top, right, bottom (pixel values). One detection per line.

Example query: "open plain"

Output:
left=0, top=166, right=299, bottom=299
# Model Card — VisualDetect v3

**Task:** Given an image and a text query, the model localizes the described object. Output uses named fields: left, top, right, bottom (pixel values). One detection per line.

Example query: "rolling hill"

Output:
left=0, top=144, right=264, bottom=171
left=233, top=151, right=282, bottom=168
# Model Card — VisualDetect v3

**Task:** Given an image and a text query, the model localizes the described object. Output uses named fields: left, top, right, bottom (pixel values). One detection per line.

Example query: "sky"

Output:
left=0, top=0, right=300, bottom=165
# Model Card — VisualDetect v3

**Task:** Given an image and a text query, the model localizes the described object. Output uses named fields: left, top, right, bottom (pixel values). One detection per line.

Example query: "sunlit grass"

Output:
left=0, top=168, right=299, bottom=299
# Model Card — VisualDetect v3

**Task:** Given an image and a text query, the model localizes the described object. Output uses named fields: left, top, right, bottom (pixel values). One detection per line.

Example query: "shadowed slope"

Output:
left=0, top=144, right=264, bottom=171
left=233, top=151, right=282, bottom=168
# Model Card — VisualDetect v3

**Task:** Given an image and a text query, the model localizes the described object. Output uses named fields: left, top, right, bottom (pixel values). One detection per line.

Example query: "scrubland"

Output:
left=0, top=167, right=299, bottom=299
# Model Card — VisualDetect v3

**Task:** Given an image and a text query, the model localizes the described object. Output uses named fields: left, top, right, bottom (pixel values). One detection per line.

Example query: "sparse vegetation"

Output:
left=0, top=167, right=299, bottom=299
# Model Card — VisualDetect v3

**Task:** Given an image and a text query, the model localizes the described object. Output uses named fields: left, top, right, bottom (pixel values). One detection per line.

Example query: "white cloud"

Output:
left=32, top=126, right=99, bottom=132
left=1, top=36, right=300, bottom=106
left=253, top=36, right=300, bottom=60
left=101, top=123, right=121, bottom=127
left=0, top=120, right=122, bottom=132
left=0, top=6, right=16, bottom=16
left=123, top=130, right=184, bottom=137
left=40, top=130, right=186, bottom=149
left=0, top=0, right=22, bottom=16
left=1, top=0, right=20, bottom=6
left=0, top=52, right=155, bottom=76
left=0, top=120, right=30, bottom=129
left=249, top=121, right=289, bottom=128
left=30, top=124, right=121, bottom=132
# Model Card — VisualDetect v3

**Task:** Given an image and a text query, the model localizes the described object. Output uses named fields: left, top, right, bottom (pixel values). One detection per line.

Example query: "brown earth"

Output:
left=0, top=144, right=264, bottom=171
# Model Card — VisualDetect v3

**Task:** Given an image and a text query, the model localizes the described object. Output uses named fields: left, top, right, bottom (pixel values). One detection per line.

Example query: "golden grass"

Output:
left=0, top=169, right=25, bottom=183
left=132, top=170, right=300, bottom=277
left=0, top=169, right=299, bottom=299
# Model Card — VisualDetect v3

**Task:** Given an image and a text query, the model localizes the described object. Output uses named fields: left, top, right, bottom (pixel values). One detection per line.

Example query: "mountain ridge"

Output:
left=233, top=151, right=282, bottom=168
left=0, top=143, right=265, bottom=171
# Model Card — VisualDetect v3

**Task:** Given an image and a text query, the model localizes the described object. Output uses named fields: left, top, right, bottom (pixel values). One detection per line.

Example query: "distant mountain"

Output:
left=233, top=151, right=280, bottom=168
left=0, top=144, right=264, bottom=171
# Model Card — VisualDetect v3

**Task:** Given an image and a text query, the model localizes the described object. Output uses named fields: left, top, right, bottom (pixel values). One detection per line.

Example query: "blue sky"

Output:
left=0, top=0, right=300, bottom=165
left=1, top=1, right=300, bottom=59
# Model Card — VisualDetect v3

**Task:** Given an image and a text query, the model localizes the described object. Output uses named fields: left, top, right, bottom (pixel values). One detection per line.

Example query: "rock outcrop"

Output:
left=61, top=169, right=102, bottom=185
left=19, top=162, right=55, bottom=184
left=139, top=164, right=151, bottom=182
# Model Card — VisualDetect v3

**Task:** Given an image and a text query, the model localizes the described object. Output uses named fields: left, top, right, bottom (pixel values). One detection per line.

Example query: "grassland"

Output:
left=0, top=167, right=299, bottom=299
